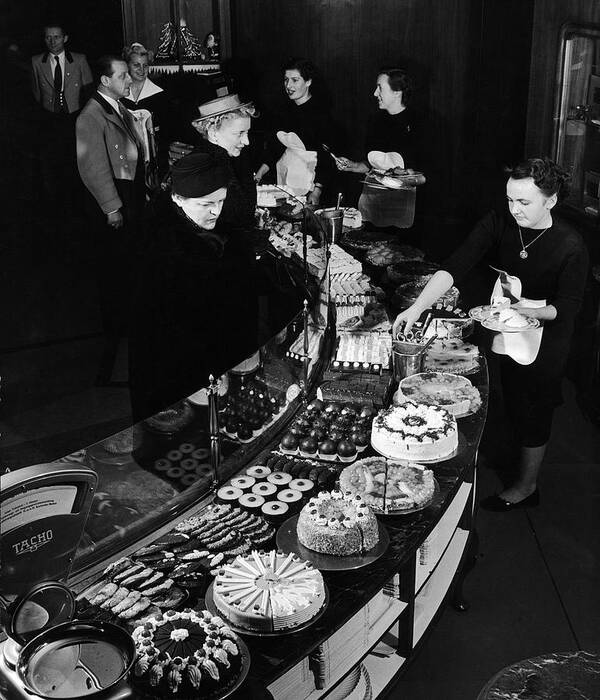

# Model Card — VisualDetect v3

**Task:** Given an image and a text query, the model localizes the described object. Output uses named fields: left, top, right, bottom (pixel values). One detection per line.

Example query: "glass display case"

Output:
left=554, top=23, right=600, bottom=217
left=67, top=299, right=331, bottom=574
left=121, top=0, right=230, bottom=74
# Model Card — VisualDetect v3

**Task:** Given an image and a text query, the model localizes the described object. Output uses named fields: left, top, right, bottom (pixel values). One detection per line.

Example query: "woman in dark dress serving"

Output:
left=393, top=157, right=588, bottom=510
left=129, top=153, right=257, bottom=422
left=254, top=58, right=337, bottom=206
left=336, top=67, right=417, bottom=174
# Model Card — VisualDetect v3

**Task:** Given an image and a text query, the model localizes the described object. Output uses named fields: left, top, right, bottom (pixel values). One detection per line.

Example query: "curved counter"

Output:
left=0, top=236, right=489, bottom=700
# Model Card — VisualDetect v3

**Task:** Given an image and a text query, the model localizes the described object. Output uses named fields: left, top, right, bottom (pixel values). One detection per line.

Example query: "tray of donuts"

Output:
left=216, top=458, right=344, bottom=525
left=149, top=443, right=214, bottom=490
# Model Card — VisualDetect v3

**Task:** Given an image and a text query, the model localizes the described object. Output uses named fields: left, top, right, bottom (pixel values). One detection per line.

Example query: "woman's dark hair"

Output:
left=378, top=67, right=412, bottom=104
left=283, top=57, right=317, bottom=82
left=506, top=157, right=570, bottom=201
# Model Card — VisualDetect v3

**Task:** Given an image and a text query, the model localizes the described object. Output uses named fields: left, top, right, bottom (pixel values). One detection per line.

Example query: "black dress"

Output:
left=263, top=96, right=337, bottom=196
left=129, top=192, right=258, bottom=421
left=364, top=107, right=417, bottom=168
left=444, top=209, right=589, bottom=445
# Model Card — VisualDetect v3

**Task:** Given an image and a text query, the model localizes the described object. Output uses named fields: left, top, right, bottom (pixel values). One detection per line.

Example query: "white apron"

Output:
left=490, top=269, right=545, bottom=366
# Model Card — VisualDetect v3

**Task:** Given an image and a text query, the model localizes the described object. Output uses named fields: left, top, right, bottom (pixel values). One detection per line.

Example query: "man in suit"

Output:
left=77, top=55, right=145, bottom=385
left=31, top=23, right=93, bottom=210
left=31, top=24, right=92, bottom=114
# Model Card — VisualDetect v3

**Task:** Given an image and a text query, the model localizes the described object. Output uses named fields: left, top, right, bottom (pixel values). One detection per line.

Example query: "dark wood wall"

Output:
left=525, top=0, right=600, bottom=157
left=230, top=0, right=534, bottom=250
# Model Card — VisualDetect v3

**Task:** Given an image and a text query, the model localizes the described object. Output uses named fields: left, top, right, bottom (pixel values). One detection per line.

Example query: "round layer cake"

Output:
left=365, top=243, right=425, bottom=267
left=213, top=550, right=325, bottom=633
left=339, top=457, right=435, bottom=511
left=371, top=402, right=458, bottom=462
left=395, top=372, right=481, bottom=416
left=424, top=338, right=479, bottom=374
left=131, top=608, right=242, bottom=698
left=296, top=490, right=379, bottom=556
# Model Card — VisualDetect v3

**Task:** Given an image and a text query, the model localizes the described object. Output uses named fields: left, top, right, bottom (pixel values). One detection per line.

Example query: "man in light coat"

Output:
left=77, top=55, right=145, bottom=384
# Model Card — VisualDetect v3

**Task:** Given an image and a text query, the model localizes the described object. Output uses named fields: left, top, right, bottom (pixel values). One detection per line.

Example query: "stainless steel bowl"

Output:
left=17, top=621, right=135, bottom=699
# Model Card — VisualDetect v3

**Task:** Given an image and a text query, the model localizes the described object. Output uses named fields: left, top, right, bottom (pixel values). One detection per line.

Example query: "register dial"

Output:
left=1, top=463, right=97, bottom=600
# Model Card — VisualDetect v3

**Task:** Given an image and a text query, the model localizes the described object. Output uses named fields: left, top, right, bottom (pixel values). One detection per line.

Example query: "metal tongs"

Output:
left=395, top=312, right=434, bottom=343
left=322, top=143, right=345, bottom=168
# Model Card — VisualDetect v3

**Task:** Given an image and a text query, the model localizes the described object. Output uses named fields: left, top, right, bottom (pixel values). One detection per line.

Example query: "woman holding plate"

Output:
left=335, top=67, right=417, bottom=176
left=335, top=67, right=420, bottom=229
left=392, top=157, right=588, bottom=511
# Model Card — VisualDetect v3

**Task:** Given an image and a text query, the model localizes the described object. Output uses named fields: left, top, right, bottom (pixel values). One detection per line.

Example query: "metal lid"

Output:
left=0, top=581, right=76, bottom=647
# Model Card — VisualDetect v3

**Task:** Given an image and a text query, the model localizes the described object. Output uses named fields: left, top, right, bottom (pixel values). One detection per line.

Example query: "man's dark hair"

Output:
left=97, top=54, right=125, bottom=80
left=43, top=22, right=67, bottom=35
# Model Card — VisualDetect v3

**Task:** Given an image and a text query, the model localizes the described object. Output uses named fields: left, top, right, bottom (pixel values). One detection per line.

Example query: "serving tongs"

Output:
left=322, top=143, right=345, bottom=168
left=394, top=312, right=434, bottom=344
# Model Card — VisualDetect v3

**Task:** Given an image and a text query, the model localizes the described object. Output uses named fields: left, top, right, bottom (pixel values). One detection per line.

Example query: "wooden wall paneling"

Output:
left=231, top=0, right=534, bottom=258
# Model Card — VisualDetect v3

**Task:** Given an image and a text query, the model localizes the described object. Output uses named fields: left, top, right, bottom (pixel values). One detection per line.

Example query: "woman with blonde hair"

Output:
left=121, top=42, right=175, bottom=177
left=190, top=93, right=258, bottom=231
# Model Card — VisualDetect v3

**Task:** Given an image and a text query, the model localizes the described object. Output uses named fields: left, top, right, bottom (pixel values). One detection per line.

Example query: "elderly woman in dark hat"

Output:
left=129, top=152, right=258, bottom=421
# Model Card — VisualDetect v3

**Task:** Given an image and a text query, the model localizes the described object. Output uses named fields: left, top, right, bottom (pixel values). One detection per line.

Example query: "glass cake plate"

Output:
left=370, top=476, right=441, bottom=516
left=371, top=431, right=466, bottom=464
left=204, top=582, right=329, bottom=637
left=481, top=316, right=540, bottom=333
left=275, top=515, right=390, bottom=571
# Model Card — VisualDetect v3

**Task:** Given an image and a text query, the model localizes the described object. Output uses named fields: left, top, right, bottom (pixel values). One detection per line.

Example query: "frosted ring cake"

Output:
left=213, top=550, right=326, bottom=633
left=371, top=402, right=458, bottom=461
left=296, top=490, right=379, bottom=556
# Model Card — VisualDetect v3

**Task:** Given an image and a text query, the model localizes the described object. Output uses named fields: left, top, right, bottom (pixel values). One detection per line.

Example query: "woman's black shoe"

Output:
left=480, top=489, right=540, bottom=512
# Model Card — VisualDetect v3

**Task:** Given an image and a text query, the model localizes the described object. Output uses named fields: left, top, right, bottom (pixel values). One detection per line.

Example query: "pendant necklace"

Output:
left=518, top=225, right=550, bottom=259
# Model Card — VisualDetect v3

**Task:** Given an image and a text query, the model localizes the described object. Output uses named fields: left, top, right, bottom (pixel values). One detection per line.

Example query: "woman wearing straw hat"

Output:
left=189, top=93, right=259, bottom=232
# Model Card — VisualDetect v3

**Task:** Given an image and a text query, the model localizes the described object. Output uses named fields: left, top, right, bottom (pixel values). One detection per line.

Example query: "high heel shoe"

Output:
left=480, top=489, right=540, bottom=512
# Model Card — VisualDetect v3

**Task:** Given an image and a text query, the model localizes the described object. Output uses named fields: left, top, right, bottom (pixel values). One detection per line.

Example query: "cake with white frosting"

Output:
left=371, top=402, right=458, bottom=461
left=496, top=308, right=528, bottom=327
left=296, top=490, right=379, bottom=556
left=131, top=608, right=242, bottom=697
left=395, top=372, right=481, bottom=417
left=212, top=550, right=325, bottom=633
